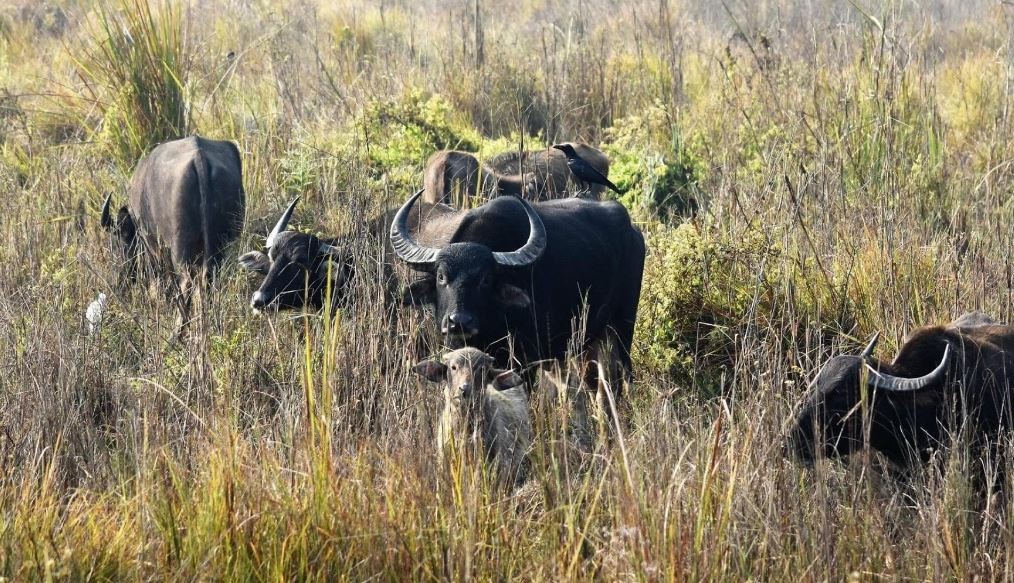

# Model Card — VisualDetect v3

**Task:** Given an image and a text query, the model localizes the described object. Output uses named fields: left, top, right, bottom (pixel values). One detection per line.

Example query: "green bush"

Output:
left=354, top=90, right=482, bottom=190
left=602, top=104, right=702, bottom=222
left=635, top=222, right=775, bottom=391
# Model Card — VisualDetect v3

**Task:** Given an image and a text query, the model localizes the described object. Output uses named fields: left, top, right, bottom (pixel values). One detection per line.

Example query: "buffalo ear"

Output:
left=495, top=283, right=531, bottom=309
left=492, top=369, right=524, bottom=390
left=100, top=195, right=113, bottom=230
left=316, top=258, right=345, bottom=282
left=413, top=359, right=447, bottom=383
left=402, top=277, right=435, bottom=306
left=238, top=251, right=270, bottom=275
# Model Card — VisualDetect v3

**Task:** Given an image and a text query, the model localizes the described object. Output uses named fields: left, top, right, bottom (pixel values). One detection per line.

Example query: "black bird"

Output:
left=552, top=143, right=622, bottom=195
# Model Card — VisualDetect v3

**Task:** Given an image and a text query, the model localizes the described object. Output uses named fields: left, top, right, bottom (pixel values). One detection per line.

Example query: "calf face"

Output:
left=414, top=347, right=523, bottom=401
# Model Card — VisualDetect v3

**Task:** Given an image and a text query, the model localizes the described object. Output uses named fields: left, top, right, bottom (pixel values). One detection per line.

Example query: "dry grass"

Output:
left=0, top=0, right=1012, bottom=579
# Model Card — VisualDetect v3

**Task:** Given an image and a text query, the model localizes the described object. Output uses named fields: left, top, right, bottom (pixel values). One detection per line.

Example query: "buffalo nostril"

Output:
left=441, top=315, right=455, bottom=333
left=251, top=291, right=267, bottom=309
left=449, top=313, right=474, bottom=330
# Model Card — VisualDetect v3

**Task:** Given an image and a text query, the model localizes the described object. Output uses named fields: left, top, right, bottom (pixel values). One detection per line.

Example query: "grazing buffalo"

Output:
left=390, top=189, right=645, bottom=381
left=423, top=150, right=535, bottom=207
left=788, top=312, right=1014, bottom=470
left=488, top=143, right=611, bottom=200
left=414, top=347, right=531, bottom=487
left=102, top=136, right=245, bottom=287
left=238, top=197, right=453, bottom=312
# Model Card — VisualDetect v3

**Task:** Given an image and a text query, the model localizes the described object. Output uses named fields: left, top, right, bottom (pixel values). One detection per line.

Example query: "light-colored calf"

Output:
left=414, top=347, right=532, bottom=487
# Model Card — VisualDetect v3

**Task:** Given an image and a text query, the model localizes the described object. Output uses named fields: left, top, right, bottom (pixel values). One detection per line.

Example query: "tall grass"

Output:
left=74, top=0, right=191, bottom=167
left=0, top=0, right=1012, bottom=579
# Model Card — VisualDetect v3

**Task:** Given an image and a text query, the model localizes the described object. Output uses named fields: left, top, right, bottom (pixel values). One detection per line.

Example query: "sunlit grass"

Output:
left=0, top=0, right=1011, bottom=579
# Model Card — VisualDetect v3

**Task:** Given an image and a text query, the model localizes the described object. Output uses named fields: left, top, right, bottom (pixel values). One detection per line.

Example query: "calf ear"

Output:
left=495, top=283, right=531, bottom=309
left=238, top=251, right=270, bottom=275
left=492, top=369, right=524, bottom=390
left=412, top=359, right=447, bottom=383
left=402, top=277, right=436, bottom=306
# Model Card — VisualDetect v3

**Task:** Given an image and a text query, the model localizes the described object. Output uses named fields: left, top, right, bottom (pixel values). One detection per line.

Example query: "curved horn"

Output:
left=266, top=197, right=300, bottom=248
left=865, top=344, right=951, bottom=392
left=859, top=331, right=880, bottom=359
left=100, top=194, right=113, bottom=229
left=492, top=196, right=547, bottom=268
left=390, top=189, right=440, bottom=267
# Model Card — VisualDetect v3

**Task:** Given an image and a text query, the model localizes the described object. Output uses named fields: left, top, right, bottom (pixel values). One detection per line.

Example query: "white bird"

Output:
left=86, top=293, right=107, bottom=335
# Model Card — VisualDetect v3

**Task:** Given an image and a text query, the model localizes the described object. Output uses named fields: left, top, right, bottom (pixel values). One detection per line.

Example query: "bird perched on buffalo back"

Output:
left=552, top=143, right=622, bottom=195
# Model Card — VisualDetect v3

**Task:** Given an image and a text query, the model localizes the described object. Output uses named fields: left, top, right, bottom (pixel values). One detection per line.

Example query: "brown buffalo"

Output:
left=488, top=143, right=611, bottom=200
left=422, top=150, right=534, bottom=207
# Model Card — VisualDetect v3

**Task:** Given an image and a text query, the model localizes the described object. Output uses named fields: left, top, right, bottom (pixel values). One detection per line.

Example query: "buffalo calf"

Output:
left=414, top=347, right=532, bottom=487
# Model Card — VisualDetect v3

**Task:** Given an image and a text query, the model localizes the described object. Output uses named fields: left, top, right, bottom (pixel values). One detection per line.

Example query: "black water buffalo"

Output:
left=390, top=190, right=645, bottom=379
left=238, top=197, right=452, bottom=311
left=788, top=312, right=1014, bottom=470
left=102, top=136, right=245, bottom=285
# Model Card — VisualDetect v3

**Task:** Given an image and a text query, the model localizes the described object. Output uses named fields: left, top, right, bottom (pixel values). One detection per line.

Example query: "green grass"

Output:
left=73, top=0, right=191, bottom=168
left=0, top=0, right=1012, bottom=580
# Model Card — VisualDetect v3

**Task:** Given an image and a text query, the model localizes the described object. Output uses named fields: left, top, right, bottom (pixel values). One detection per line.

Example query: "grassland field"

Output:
left=0, top=0, right=1013, bottom=580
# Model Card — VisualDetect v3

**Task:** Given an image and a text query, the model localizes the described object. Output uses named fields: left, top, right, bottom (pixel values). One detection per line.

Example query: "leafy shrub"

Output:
left=354, top=90, right=482, bottom=190
left=603, top=104, right=703, bottom=222
left=634, top=222, right=775, bottom=390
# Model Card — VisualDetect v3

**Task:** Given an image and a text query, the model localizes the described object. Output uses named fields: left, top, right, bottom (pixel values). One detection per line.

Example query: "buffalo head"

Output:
left=390, top=190, right=546, bottom=346
left=788, top=332, right=952, bottom=463
left=239, top=197, right=352, bottom=311
left=100, top=193, right=138, bottom=262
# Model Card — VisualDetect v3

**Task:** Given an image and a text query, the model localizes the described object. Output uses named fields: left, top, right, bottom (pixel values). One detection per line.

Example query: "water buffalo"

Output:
left=788, top=312, right=1014, bottom=471
left=423, top=150, right=535, bottom=207
left=390, top=189, right=645, bottom=382
left=238, top=197, right=453, bottom=312
left=101, top=136, right=245, bottom=289
left=414, top=347, right=531, bottom=487
left=488, top=143, right=611, bottom=200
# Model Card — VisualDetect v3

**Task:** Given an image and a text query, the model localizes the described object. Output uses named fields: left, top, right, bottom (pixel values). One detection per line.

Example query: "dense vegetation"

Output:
left=0, top=0, right=1012, bottom=579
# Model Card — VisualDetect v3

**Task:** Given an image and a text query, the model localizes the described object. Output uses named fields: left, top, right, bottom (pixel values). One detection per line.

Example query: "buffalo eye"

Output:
left=437, top=270, right=448, bottom=285
left=451, top=363, right=458, bottom=371
left=479, top=273, right=493, bottom=288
